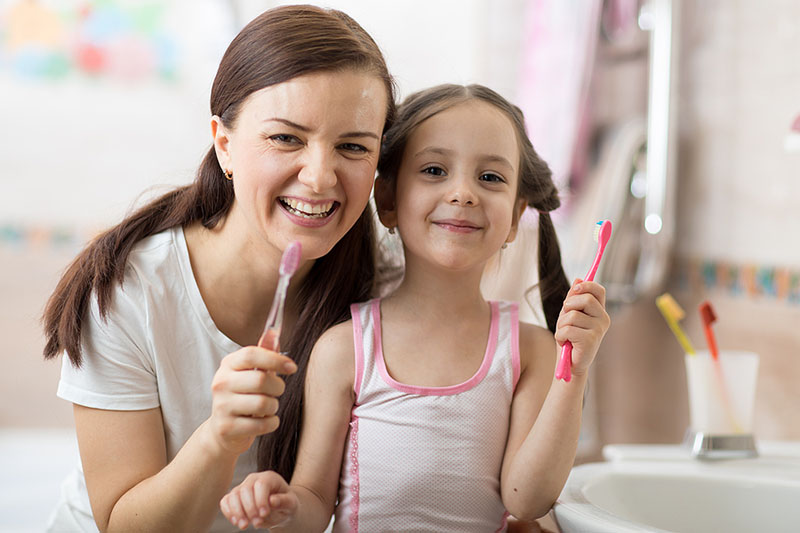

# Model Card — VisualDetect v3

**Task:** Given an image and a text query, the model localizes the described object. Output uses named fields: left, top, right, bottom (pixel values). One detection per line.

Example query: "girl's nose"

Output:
left=298, top=148, right=337, bottom=193
left=447, top=176, right=477, bottom=206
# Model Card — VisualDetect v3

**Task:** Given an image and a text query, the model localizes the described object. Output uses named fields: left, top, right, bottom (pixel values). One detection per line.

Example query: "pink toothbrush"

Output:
left=258, top=241, right=302, bottom=352
left=555, top=220, right=612, bottom=382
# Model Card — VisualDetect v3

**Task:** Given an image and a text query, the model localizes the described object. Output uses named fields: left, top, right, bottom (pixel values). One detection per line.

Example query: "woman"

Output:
left=42, top=5, right=395, bottom=531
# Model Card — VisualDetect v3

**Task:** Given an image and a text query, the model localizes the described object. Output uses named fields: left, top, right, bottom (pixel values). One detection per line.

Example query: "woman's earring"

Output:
left=388, top=227, right=396, bottom=235
left=224, top=169, right=233, bottom=181
left=502, top=242, right=508, bottom=249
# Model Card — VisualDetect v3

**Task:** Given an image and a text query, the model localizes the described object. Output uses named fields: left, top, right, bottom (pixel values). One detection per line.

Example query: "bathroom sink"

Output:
left=552, top=443, right=800, bottom=533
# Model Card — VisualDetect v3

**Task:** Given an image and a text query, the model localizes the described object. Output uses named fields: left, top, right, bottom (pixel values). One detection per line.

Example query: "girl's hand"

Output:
left=208, top=337, right=298, bottom=456
left=220, top=471, right=298, bottom=530
left=555, top=279, right=610, bottom=378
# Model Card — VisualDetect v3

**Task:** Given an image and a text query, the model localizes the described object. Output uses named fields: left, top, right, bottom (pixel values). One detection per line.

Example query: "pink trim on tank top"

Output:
left=350, top=303, right=365, bottom=398
left=510, top=302, right=521, bottom=389
left=348, top=415, right=360, bottom=533
left=371, top=299, right=499, bottom=396
left=496, top=511, right=510, bottom=532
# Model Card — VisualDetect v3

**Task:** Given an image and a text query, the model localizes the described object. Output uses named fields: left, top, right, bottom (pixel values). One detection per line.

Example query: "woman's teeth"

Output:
left=280, top=197, right=335, bottom=218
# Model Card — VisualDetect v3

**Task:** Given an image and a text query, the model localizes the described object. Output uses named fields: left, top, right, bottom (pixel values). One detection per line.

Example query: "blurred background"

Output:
left=1, top=0, right=799, bottom=530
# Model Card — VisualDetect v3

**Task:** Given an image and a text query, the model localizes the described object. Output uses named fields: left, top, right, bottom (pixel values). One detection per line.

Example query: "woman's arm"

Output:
left=221, top=321, right=357, bottom=531
left=78, top=345, right=297, bottom=532
left=500, top=281, right=609, bottom=520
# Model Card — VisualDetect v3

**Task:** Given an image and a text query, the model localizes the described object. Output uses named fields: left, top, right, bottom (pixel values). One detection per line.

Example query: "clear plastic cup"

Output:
left=684, top=350, right=759, bottom=435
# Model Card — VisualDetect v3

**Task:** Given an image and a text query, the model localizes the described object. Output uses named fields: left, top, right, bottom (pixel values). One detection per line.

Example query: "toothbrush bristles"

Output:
left=279, top=241, right=302, bottom=277
left=593, top=220, right=606, bottom=242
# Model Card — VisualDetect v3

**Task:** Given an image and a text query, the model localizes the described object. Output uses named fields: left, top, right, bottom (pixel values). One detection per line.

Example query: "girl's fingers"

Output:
left=223, top=492, right=249, bottom=530
left=269, top=492, right=298, bottom=512
left=238, top=484, right=261, bottom=523
left=253, top=478, right=270, bottom=518
left=571, top=280, right=606, bottom=307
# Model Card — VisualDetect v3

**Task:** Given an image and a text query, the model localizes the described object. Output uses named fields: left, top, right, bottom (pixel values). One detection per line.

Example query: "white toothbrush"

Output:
left=258, top=241, right=302, bottom=352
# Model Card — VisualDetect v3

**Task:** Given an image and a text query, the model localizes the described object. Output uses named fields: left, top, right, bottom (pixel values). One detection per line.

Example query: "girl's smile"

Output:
left=431, top=217, right=482, bottom=233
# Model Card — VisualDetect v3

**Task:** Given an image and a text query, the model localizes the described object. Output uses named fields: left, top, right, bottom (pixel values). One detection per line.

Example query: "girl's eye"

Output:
left=339, top=143, right=368, bottom=153
left=422, top=166, right=446, bottom=177
left=480, top=172, right=505, bottom=183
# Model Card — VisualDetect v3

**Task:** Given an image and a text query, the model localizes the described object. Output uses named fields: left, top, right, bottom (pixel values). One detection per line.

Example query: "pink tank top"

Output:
left=333, top=299, right=521, bottom=533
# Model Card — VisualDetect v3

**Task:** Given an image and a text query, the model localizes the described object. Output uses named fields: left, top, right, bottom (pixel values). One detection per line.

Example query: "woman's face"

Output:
left=214, top=70, right=388, bottom=261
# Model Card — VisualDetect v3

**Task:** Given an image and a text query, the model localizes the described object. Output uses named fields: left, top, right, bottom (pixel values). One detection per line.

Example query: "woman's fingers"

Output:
left=209, top=346, right=297, bottom=452
left=226, top=346, right=298, bottom=375
left=219, top=368, right=289, bottom=398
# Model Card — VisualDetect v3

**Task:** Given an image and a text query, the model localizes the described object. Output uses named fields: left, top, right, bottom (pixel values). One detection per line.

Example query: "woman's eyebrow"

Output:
left=263, top=118, right=379, bottom=140
left=264, top=117, right=310, bottom=131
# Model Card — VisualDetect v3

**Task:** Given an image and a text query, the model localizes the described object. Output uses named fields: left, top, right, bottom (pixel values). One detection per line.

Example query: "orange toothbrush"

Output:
left=698, top=300, right=742, bottom=432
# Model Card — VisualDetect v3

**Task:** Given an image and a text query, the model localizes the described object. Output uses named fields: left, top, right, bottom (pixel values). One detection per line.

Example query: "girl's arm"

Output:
left=500, top=280, right=610, bottom=520
left=77, top=345, right=297, bottom=532
left=220, top=321, right=357, bottom=531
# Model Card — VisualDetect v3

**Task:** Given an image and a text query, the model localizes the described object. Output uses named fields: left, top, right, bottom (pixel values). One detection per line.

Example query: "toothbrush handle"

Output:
left=555, top=341, right=573, bottom=382
left=258, top=328, right=280, bottom=352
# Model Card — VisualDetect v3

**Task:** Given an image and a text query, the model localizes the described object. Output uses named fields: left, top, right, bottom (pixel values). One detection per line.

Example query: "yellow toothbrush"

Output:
left=655, top=293, right=696, bottom=355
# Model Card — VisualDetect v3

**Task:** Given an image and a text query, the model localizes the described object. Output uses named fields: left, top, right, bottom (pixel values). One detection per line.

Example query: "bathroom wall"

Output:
left=3, top=0, right=797, bottom=451
left=0, top=0, right=527, bottom=428
left=591, top=0, right=800, bottom=452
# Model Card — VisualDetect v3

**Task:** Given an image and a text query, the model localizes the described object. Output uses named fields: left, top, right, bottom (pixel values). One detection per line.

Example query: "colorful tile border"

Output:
left=675, top=257, right=800, bottom=305
left=0, top=223, right=97, bottom=252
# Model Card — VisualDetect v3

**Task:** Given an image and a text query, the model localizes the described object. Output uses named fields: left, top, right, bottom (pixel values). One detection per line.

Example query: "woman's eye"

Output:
left=422, top=166, right=446, bottom=177
left=339, top=143, right=368, bottom=153
left=480, top=172, right=505, bottom=183
left=270, top=134, right=300, bottom=145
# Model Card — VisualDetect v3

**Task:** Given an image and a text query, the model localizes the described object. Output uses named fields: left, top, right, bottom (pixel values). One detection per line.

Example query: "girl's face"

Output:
left=382, top=100, right=525, bottom=273
left=213, top=70, right=388, bottom=261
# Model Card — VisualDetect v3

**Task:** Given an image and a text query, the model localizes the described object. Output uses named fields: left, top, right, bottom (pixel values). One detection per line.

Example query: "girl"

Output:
left=42, top=6, right=395, bottom=532
left=220, top=84, right=610, bottom=531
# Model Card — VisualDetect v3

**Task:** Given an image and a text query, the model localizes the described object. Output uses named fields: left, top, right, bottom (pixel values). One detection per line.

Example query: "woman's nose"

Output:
left=297, top=148, right=337, bottom=193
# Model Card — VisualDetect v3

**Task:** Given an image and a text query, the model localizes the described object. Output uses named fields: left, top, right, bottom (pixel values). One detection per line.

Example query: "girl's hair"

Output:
left=377, top=84, right=569, bottom=333
left=42, top=5, right=396, bottom=481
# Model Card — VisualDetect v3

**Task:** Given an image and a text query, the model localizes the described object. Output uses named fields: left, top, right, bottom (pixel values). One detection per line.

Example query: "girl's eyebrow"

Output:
left=264, top=117, right=379, bottom=140
left=413, top=146, right=515, bottom=170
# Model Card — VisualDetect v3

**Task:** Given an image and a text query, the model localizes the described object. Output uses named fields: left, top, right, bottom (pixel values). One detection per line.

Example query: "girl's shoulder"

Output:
left=517, top=320, right=557, bottom=375
left=309, top=319, right=357, bottom=389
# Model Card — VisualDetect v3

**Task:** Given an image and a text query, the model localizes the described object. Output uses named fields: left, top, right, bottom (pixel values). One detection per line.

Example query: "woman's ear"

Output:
left=211, top=115, right=231, bottom=171
left=505, top=198, right=528, bottom=244
left=373, top=175, right=398, bottom=230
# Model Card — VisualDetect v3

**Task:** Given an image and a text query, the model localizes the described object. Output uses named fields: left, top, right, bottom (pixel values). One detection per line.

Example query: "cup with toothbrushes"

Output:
left=684, top=349, right=759, bottom=435
left=656, top=294, right=760, bottom=437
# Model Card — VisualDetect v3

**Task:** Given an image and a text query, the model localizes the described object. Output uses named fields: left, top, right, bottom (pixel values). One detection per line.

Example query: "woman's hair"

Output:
left=377, top=84, right=570, bottom=333
left=42, top=5, right=396, bottom=481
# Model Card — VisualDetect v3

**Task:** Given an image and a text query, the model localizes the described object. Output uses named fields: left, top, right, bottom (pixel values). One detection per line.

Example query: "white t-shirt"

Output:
left=50, top=225, right=256, bottom=532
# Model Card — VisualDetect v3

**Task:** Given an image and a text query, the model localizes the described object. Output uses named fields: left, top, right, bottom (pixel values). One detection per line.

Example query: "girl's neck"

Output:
left=386, top=258, right=487, bottom=319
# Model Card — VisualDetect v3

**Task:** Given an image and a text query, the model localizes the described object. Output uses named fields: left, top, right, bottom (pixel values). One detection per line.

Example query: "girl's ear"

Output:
left=374, top=175, right=398, bottom=230
left=505, top=198, right=528, bottom=244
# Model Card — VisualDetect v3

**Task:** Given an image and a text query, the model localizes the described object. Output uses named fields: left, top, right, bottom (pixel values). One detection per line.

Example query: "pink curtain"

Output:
left=517, top=0, right=604, bottom=211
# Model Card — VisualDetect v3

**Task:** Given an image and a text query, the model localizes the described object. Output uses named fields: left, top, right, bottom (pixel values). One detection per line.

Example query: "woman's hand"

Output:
left=555, top=279, right=610, bottom=378
left=208, top=341, right=298, bottom=456
left=220, top=471, right=299, bottom=530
